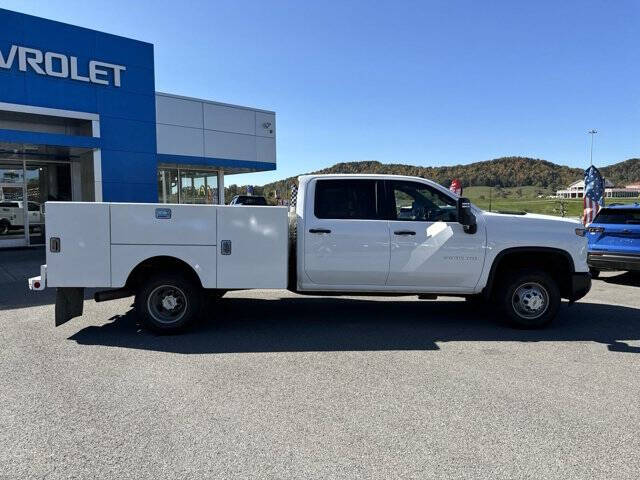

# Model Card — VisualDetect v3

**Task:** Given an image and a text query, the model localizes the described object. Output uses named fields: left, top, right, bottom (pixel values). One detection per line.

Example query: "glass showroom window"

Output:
left=158, top=168, right=218, bottom=204
left=157, top=168, right=179, bottom=203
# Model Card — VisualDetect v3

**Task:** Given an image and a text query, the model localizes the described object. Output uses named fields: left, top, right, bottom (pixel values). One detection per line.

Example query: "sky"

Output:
left=3, top=0, right=638, bottom=186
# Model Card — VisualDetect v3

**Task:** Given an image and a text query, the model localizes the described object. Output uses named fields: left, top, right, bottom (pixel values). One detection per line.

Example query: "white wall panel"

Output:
left=156, top=123, right=204, bottom=157
left=255, top=111, right=275, bottom=138
left=256, top=136, right=276, bottom=164
left=203, top=103, right=255, bottom=135
left=204, top=130, right=256, bottom=161
left=156, top=95, right=203, bottom=128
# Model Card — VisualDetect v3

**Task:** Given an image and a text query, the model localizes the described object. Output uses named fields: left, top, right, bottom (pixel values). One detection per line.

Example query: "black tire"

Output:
left=135, top=273, right=202, bottom=334
left=0, top=220, right=9, bottom=235
left=589, top=268, right=600, bottom=279
left=497, top=269, right=561, bottom=329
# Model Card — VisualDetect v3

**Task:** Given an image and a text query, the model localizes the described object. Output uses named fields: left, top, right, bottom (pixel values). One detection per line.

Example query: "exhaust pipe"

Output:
left=94, top=288, right=132, bottom=303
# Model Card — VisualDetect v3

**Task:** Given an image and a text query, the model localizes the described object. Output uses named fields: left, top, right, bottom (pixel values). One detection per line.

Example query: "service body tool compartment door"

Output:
left=46, top=202, right=111, bottom=287
left=216, top=206, right=288, bottom=289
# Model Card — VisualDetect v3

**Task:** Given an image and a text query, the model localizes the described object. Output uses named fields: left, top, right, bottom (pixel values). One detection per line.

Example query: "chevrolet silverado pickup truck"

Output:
left=29, top=174, right=591, bottom=332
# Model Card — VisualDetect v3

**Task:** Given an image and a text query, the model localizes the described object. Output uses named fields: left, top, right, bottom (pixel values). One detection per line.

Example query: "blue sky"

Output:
left=4, top=0, right=638, bottom=186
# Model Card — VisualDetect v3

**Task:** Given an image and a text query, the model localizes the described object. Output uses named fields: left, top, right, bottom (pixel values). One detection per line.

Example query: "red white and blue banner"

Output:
left=583, top=165, right=605, bottom=225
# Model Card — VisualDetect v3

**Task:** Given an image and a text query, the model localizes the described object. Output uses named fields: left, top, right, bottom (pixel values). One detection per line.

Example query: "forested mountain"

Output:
left=228, top=157, right=640, bottom=200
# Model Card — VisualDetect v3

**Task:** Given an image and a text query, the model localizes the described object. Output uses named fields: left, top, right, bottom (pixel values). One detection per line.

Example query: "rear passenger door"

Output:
left=304, top=179, right=390, bottom=286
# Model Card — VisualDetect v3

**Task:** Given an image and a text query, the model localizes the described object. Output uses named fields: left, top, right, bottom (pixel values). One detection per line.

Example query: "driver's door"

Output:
left=386, top=180, right=486, bottom=290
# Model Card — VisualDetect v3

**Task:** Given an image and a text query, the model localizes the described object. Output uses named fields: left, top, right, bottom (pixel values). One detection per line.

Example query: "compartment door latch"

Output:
left=220, top=240, right=232, bottom=255
left=50, top=237, right=61, bottom=253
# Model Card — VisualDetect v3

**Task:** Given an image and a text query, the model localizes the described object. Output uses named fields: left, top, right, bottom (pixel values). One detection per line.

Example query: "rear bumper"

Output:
left=569, top=272, right=591, bottom=302
left=588, top=252, right=640, bottom=272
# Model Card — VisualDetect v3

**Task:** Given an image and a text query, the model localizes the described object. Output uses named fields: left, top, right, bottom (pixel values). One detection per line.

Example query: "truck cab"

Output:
left=295, top=175, right=486, bottom=292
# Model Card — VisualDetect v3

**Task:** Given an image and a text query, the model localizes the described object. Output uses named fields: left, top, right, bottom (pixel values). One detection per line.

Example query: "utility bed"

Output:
left=40, top=202, right=288, bottom=290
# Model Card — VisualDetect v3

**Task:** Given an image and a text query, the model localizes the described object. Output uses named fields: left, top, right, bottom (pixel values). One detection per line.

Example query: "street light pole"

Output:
left=588, top=129, right=598, bottom=166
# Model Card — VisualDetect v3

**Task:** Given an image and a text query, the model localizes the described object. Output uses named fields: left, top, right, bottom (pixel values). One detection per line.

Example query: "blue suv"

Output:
left=587, top=203, right=640, bottom=278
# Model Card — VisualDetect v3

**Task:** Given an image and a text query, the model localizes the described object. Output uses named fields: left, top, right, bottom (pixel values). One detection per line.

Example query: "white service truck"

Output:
left=29, top=174, right=591, bottom=332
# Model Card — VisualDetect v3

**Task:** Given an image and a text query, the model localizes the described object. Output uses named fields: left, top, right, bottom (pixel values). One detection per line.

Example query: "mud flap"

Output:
left=55, top=288, right=85, bottom=327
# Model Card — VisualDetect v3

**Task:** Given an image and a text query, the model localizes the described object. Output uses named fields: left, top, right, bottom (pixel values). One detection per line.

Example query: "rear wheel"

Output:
left=0, top=219, right=9, bottom=235
left=135, top=273, right=202, bottom=333
left=589, top=268, right=600, bottom=279
left=497, top=270, right=560, bottom=329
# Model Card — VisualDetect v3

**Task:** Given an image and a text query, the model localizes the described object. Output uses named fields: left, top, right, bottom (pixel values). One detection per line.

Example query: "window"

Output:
left=389, top=181, right=457, bottom=222
left=594, top=209, right=640, bottom=224
left=157, top=168, right=218, bottom=204
left=157, top=168, right=179, bottom=203
left=314, top=179, right=379, bottom=219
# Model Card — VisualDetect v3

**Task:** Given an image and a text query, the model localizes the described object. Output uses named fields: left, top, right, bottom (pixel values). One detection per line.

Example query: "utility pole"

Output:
left=588, top=129, right=598, bottom=166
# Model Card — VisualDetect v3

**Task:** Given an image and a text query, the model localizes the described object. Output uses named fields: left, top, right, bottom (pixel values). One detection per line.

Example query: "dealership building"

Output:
left=0, top=8, right=276, bottom=248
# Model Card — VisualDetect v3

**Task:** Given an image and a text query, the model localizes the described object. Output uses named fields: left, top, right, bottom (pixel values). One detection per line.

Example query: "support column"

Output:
left=217, top=169, right=225, bottom=204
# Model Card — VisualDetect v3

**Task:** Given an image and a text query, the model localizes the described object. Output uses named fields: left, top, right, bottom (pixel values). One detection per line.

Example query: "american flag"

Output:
left=583, top=165, right=605, bottom=225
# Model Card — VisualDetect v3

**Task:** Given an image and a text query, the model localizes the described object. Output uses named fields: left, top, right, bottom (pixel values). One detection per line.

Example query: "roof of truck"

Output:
left=297, top=173, right=455, bottom=196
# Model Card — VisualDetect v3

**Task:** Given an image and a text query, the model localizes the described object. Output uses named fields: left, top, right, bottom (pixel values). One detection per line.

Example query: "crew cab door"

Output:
left=303, top=179, right=390, bottom=286
left=385, top=180, right=486, bottom=290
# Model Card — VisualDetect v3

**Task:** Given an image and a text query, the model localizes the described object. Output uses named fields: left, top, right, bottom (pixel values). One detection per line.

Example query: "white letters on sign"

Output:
left=0, top=45, right=126, bottom=87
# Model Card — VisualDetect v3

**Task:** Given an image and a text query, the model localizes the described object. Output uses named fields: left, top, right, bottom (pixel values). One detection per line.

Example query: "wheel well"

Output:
left=485, top=248, right=574, bottom=299
left=125, top=256, right=203, bottom=292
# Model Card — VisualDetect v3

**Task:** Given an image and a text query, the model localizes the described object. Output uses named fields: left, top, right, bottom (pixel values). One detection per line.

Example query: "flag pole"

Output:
left=588, top=129, right=597, bottom=167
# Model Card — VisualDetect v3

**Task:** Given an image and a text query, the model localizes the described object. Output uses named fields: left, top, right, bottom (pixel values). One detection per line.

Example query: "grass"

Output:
left=463, top=186, right=640, bottom=218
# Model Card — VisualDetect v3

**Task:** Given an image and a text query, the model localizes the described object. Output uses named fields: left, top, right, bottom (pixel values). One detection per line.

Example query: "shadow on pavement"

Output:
left=69, top=297, right=640, bottom=354
left=600, top=271, right=640, bottom=287
left=0, top=281, right=96, bottom=310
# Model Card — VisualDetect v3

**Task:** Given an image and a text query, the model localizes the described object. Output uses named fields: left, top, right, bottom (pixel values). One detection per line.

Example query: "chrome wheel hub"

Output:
left=512, top=282, right=549, bottom=319
left=147, top=285, right=187, bottom=324
left=162, top=295, right=178, bottom=311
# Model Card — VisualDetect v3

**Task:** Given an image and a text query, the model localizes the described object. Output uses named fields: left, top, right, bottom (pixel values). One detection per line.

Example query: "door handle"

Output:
left=394, top=230, right=416, bottom=235
left=309, top=228, right=331, bottom=234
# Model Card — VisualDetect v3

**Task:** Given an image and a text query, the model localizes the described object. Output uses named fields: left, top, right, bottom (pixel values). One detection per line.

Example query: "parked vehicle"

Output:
left=586, top=203, right=640, bottom=278
left=29, top=174, right=591, bottom=332
left=0, top=201, right=44, bottom=234
left=229, top=195, right=268, bottom=206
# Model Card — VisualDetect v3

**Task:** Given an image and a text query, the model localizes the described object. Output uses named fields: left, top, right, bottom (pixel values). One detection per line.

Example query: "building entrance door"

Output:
left=0, top=160, right=72, bottom=248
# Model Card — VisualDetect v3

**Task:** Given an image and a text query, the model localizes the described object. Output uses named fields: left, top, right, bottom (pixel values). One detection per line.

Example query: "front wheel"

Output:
left=135, top=274, right=202, bottom=333
left=497, top=270, right=561, bottom=329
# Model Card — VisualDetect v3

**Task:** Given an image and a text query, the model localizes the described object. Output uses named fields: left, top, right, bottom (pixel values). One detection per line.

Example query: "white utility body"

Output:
left=30, top=174, right=592, bottom=331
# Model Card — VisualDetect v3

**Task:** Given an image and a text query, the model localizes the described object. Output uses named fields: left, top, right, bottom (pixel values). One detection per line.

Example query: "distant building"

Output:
left=556, top=179, right=640, bottom=199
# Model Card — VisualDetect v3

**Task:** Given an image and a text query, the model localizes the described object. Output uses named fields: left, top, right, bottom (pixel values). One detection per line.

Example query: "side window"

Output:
left=314, top=179, right=379, bottom=220
left=390, top=181, right=457, bottom=222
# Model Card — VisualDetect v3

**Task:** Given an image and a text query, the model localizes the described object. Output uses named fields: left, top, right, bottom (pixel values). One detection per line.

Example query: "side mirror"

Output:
left=457, top=197, right=477, bottom=234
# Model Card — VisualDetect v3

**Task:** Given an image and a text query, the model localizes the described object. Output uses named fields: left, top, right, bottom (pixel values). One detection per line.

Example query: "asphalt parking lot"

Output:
left=1, top=251, right=640, bottom=479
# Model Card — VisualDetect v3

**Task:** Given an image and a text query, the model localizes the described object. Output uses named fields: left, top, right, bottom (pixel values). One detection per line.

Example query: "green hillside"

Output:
left=225, top=157, right=640, bottom=214
left=252, top=157, right=640, bottom=197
